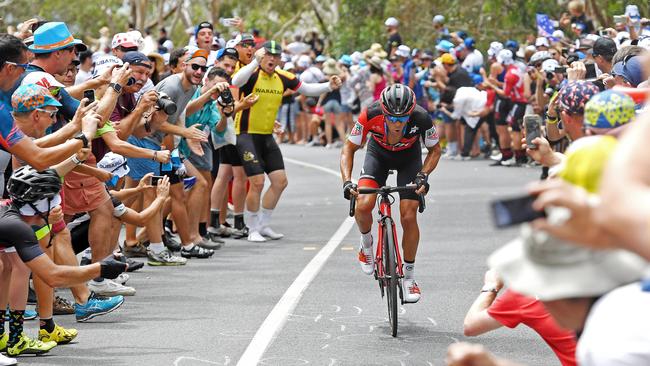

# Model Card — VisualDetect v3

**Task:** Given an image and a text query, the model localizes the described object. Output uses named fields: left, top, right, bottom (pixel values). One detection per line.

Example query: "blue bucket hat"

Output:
left=28, top=22, right=87, bottom=54
left=436, top=40, right=454, bottom=53
left=339, top=54, right=352, bottom=66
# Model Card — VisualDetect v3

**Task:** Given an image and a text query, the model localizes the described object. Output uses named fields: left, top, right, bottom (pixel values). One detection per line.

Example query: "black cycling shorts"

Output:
left=494, top=96, right=512, bottom=126
left=0, top=205, right=44, bottom=262
left=359, top=138, right=422, bottom=201
left=507, top=102, right=527, bottom=132
left=235, top=133, right=284, bottom=177
left=220, top=144, right=243, bottom=167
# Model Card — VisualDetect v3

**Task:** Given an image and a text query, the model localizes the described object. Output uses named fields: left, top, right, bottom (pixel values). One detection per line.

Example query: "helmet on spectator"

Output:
left=7, top=166, right=61, bottom=204
left=380, top=84, right=416, bottom=117
left=584, top=90, right=635, bottom=129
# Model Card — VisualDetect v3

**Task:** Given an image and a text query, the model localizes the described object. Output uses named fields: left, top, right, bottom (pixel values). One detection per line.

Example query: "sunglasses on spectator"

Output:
left=385, top=114, right=409, bottom=123
left=4, top=61, right=29, bottom=70
left=239, top=42, right=255, bottom=48
left=190, top=63, right=209, bottom=72
left=36, top=109, right=58, bottom=119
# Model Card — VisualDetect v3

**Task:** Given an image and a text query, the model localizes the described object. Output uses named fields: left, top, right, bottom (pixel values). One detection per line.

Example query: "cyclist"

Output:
left=340, top=84, right=441, bottom=303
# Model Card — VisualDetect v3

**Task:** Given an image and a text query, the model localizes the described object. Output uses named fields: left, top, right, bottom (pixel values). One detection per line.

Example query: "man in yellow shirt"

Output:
left=232, top=40, right=341, bottom=242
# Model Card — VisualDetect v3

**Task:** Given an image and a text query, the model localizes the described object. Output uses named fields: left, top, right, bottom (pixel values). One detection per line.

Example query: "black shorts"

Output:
left=235, top=133, right=284, bottom=177
left=507, top=102, right=527, bottom=132
left=162, top=169, right=182, bottom=185
left=494, top=96, right=511, bottom=126
left=220, top=144, right=243, bottom=167
left=359, top=138, right=422, bottom=201
left=211, top=144, right=220, bottom=178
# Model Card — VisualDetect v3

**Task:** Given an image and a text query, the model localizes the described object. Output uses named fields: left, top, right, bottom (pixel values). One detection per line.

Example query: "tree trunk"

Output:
left=211, top=0, right=221, bottom=28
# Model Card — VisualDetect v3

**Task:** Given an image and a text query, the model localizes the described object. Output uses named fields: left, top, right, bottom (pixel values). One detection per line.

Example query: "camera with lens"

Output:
left=155, top=92, right=177, bottom=115
left=217, top=88, right=234, bottom=107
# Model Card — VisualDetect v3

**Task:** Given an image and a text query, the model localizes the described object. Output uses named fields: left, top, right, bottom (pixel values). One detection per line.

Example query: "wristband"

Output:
left=52, top=219, right=66, bottom=234
left=545, top=116, right=559, bottom=125
left=480, top=287, right=498, bottom=293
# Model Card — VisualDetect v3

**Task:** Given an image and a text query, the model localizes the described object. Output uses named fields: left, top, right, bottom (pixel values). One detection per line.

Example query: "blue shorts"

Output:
left=278, top=100, right=299, bottom=133
left=436, top=110, right=454, bottom=124
left=126, top=136, right=160, bottom=180
left=323, top=100, right=342, bottom=114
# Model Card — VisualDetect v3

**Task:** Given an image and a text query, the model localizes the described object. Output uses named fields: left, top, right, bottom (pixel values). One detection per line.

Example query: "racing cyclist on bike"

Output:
left=340, top=84, right=441, bottom=303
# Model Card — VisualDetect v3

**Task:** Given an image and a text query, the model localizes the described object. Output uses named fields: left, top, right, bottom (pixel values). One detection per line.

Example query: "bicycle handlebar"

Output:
left=348, top=185, right=426, bottom=216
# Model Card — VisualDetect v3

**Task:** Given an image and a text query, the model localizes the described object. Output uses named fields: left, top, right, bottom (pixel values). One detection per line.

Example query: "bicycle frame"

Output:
left=375, top=194, right=404, bottom=286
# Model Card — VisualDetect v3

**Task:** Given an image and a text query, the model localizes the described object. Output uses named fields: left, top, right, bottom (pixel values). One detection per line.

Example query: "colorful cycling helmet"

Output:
left=584, top=90, right=635, bottom=129
left=557, top=81, right=599, bottom=115
left=380, top=84, right=416, bottom=116
left=558, top=135, right=618, bottom=193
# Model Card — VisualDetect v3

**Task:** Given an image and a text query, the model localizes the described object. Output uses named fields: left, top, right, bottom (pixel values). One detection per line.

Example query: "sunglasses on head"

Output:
left=385, top=114, right=409, bottom=123
left=190, top=63, right=208, bottom=72
left=4, top=61, right=29, bottom=70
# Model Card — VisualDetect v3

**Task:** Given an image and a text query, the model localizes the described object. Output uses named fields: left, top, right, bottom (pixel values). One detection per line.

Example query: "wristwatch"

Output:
left=73, top=132, right=89, bottom=148
left=108, top=82, right=123, bottom=94
left=481, top=285, right=499, bottom=293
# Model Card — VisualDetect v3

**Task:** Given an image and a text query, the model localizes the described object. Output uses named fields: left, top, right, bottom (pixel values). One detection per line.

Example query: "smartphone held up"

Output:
left=524, top=114, right=542, bottom=149
left=490, top=195, right=546, bottom=228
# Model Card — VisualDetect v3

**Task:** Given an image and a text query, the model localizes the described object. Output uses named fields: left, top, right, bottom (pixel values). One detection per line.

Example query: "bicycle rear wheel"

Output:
left=383, top=219, right=398, bottom=337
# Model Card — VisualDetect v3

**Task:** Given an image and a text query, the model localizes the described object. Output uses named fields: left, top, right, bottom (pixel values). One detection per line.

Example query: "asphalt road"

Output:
left=18, top=144, right=558, bottom=366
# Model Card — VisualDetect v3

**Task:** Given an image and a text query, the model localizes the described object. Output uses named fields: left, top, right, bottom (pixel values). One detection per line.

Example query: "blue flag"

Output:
left=536, top=13, right=557, bottom=41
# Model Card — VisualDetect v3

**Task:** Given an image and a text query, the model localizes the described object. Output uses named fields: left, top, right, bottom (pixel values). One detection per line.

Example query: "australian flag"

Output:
left=536, top=13, right=558, bottom=41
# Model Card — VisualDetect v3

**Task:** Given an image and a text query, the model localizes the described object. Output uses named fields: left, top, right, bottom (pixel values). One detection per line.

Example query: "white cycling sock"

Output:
left=149, top=242, right=165, bottom=254
left=260, top=208, right=273, bottom=228
left=182, top=243, right=195, bottom=250
left=246, top=210, right=260, bottom=231
left=448, top=142, right=458, bottom=155
left=404, top=262, right=415, bottom=279
left=361, top=231, right=373, bottom=248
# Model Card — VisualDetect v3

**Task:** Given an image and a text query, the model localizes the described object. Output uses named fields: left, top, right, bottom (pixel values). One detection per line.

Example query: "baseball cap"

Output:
left=496, top=49, right=513, bottom=65
left=338, top=55, right=352, bottom=66
left=436, top=40, right=454, bottom=53
left=535, top=37, right=550, bottom=48
left=283, top=62, right=296, bottom=71
left=487, top=41, right=503, bottom=57
left=11, top=84, right=62, bottom=113
left=97, top=152, right=130, bottom=178
left=433, top=15, right=445, bottom=24
left=611, top=55, right=644, bottom=87
left=315, top=55, right=327, bottom=63
left=584, top=90, right=635, bottom=130
left=529, top=51, right=551, bottom=66
left=440, top=53, right=456, bottom=65
left=216, top=47, right=238, bottom=60
left=552, top=30, right=565, bottom=39
left=541, top=59, right=560, bottom=73
left=592, top=37, right=617, bottom=58
left=21, top=71, right=65, bottom=89
left=185, top=46, right=209, bottom=61
left=395, top=45, right=411, bottom=58
left=92, top=55, right=123, bottom=78
left=297, top=55, right=312, bottom=68
left=464, top=37, right=476, bottom=48
left=195, top=21, right=213, bottom=34
left=233, top=33, right=255, bottom=47
left=28, top=22, right=87, bottom=54
left=384, top=17, right=399, bottom=27
left=558, top=81, right=600, bottom=115
left=262, top=40, right=282, bottom=55
left=121, top=51, right=152, bottom=68
left=111, top=32, right=138, bottom=49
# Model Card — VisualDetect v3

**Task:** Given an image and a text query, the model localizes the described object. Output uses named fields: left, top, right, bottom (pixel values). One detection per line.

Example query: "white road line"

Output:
left=353, top=306, right=363, bottom=314
left=427, top=317, right=437, bottom=327
left=235, top=158, right=356, bottom=366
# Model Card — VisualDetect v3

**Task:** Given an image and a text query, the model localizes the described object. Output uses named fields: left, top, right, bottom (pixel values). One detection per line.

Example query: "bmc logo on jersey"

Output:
left=409, top=126, right=419, bottom=134
left=350, top=122, right=362, bottom=136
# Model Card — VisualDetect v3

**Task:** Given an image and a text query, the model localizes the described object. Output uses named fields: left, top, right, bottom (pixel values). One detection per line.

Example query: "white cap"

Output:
left=297, top=54, right=312, bottom=68
left=97, top=152, right=130, bottom=178
left=433, top=15, right=445, bottom=24
left=529, top=51, right=550, bottom=64
left=487, top=41, right=503, bottom=57
left=21, top=71, right=65, bottom=88
left=535, top=37, right=550, bottom=48
left=111, top=33, right=137, bottom=49
left=552, top=30, right=565, bottom=39
left=127, top=30, right=144, bottom=51
left=384, top=17, right=399, bottom=27
left=638, top=37, right=650, bottom=51
left=283, top=62, right=296, bottom=71
left=92, top=55, right=123, bottom=78
left=615, top=31, right=631, bottom=45
left=395, top=45, right=411, bottom=58
left=625, top=5, right=640, bottom=18
left=496, top=49, right=514, bottom=65
left=350, top=51, right=363, bottom=65
left=541, top=58, right=560, bottom=73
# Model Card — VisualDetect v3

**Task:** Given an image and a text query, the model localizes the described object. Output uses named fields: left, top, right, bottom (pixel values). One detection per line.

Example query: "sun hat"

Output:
left=29, top=22, right=87, bottom=54
left=11, top=84, right=62, bottom=113
left=322, top=58, right=340, bottom=76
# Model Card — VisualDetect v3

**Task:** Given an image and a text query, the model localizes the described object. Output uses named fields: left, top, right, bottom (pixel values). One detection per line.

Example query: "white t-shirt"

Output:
left=462, top=49, right=484, bottom=74
left=451, top=86, right=487, bottom=128
left=286, top=41, right=311, bottom=55
left=75, top=69, right=92, bottom=85
left=578, top=282, right=650, bottom=366
left=300, top=66, right=325, bottom=84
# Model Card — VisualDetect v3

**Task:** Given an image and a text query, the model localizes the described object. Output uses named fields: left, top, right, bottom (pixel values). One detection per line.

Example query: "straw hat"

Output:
left=322, top=58, right=340, bottom=76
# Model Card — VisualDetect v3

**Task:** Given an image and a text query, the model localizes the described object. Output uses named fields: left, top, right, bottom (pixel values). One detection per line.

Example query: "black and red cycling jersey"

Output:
left=348, top=101, right=439, bottom=151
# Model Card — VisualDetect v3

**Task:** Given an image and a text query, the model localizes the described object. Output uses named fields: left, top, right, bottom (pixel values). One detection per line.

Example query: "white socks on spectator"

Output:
left=149, top=242, right=165, bottom=254
left=246, top=210, right=260, bottom=231
left=260, top=208, right=274, bottom=229
left=448, top=142, right=458, bottom=156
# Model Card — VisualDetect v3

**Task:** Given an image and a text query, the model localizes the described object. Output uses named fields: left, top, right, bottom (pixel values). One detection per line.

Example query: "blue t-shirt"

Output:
left=179, top=88, right=222, bottom=157
left=403, top=59, right=424, bottom=100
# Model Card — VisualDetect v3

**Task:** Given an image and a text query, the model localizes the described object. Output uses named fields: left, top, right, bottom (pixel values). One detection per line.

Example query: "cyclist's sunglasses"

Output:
left=190, top=63, right=208, bottom=72
left=385, top=114, right=409, bottom=123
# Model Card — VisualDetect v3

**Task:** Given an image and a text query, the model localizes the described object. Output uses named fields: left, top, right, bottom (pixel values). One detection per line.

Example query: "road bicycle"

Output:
left=349, top=184, right=425, bottom=337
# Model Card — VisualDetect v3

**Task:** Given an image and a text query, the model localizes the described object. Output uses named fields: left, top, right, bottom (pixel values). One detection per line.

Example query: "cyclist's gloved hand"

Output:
left=343, top=180, right=358, bottom=200
left=414, top=172, right=429, bottom=194
left=100, top=256, right=128, bottom=279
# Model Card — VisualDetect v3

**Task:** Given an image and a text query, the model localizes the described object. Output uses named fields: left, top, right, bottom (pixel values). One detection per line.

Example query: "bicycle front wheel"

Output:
left=383, top=219, right=398, bottom=337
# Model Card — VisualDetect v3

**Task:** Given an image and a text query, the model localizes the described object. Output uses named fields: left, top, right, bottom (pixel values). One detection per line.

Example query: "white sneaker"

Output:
left=260, top=226, right=284, bottom=240
left=88, top=279, right=136, bottom=296
left=500, top=157, right=517, bottom=166
left=358, top=236, right=374, bottom=275
left=490, top=152, right=502, bottom=161
left=247, top=230, right=267, bottom=242
left=402, top=278, right=421, bottom=303
left=114, top=273, right=130, bottom=285
left=0, top=353, right=17, bottom=366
